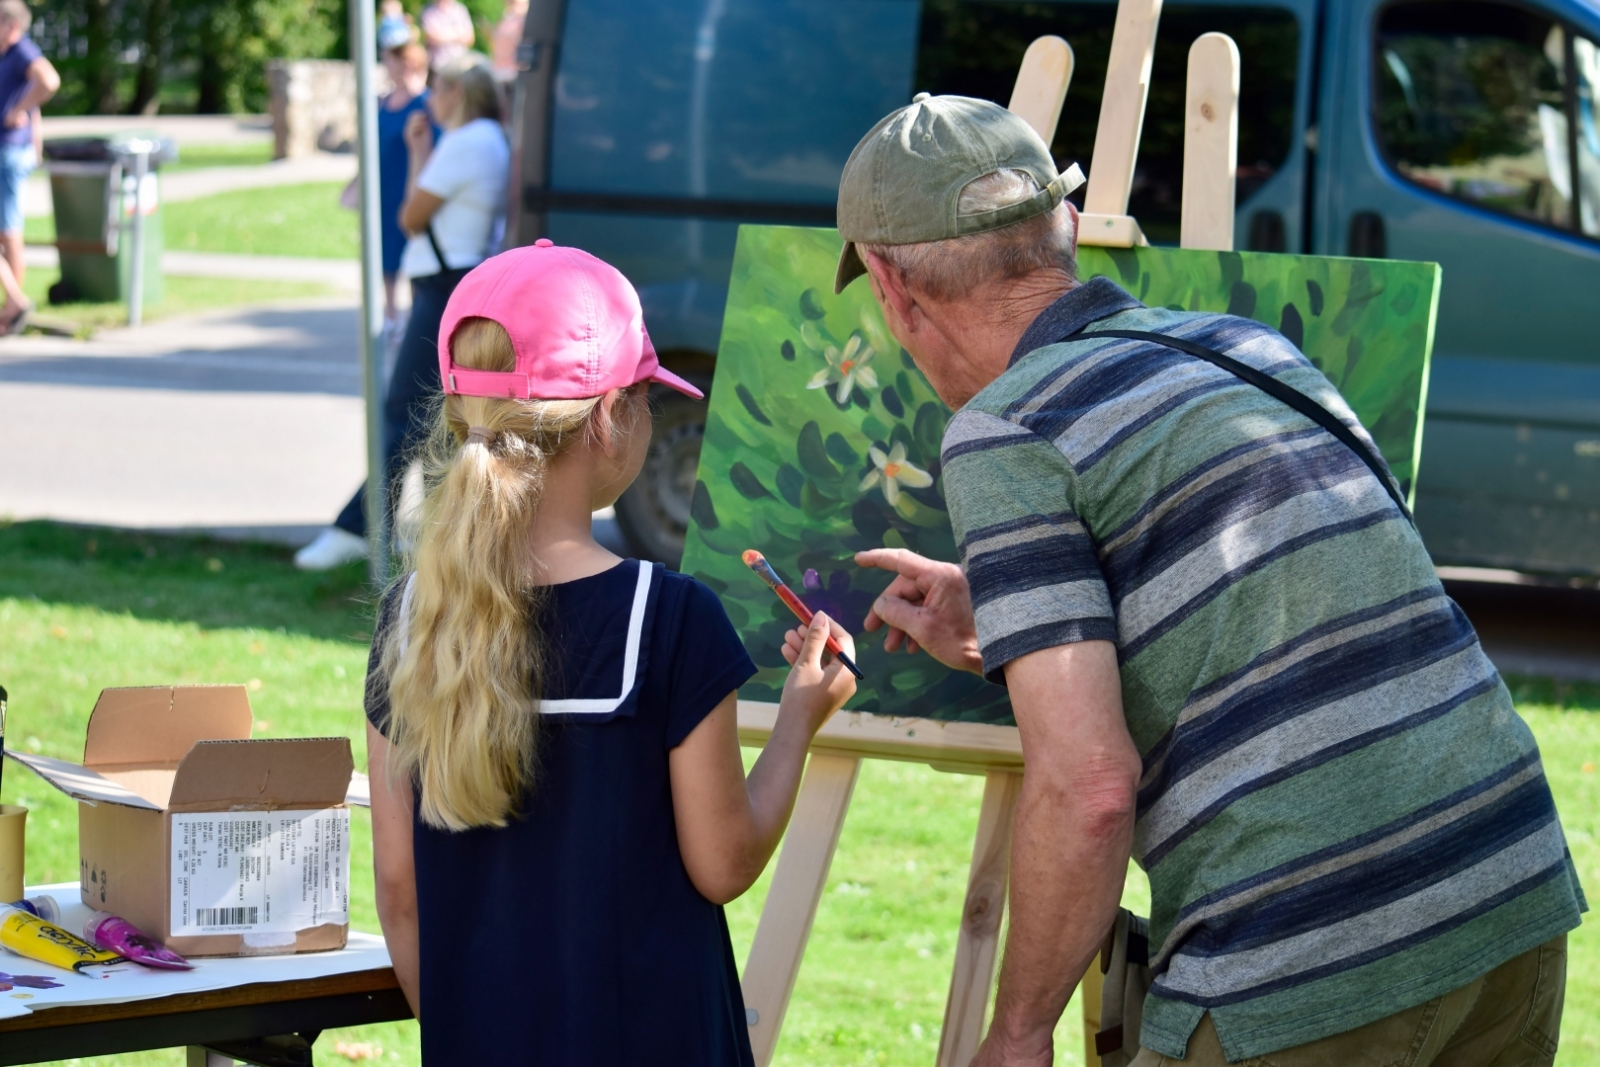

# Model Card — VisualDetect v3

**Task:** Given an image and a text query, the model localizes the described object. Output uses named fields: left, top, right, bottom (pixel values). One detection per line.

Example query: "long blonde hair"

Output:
left=381, top=317, right=643, bottom=829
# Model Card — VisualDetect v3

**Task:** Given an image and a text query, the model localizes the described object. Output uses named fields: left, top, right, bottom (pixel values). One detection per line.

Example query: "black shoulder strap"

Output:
left=1080, top=328, right=1414, bottom=525
left=425, top=223, right=450, bottom=274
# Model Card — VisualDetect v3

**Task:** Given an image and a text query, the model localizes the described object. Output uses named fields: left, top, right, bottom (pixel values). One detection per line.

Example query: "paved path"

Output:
left=0, top=299, right=366, bottom=537
left=23, top=245, right=360, bottom=292
left=0, top=297, right=628, bottom=553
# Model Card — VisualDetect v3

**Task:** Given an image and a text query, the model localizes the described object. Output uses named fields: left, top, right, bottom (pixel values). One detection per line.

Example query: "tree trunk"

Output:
left=129, top=0, right=171, bottom=115
left=84, top=0, right=120, bottom=114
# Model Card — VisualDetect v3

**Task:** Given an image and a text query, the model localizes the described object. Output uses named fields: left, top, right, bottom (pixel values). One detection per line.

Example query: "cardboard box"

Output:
left=7, top=685, right=353, bottom=957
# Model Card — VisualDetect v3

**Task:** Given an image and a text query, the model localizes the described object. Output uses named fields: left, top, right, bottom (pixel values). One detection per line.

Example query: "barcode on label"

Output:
left=195, top=906, right=259, bottom=927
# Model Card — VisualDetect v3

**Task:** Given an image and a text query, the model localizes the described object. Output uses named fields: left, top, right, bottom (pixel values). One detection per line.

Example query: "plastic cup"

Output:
left=0, top=805, right=25, bottom=902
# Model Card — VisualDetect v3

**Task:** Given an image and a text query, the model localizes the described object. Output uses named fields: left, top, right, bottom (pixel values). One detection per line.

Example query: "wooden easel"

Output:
left=736, top=7, right=1241, bottom=1064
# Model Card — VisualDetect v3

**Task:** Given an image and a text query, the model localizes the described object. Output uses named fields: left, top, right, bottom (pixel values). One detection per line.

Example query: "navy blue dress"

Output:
left=366, top=561, right=759, bottom=1066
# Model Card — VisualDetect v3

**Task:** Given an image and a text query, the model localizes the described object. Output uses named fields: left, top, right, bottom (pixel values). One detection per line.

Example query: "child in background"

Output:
left=365, top=240, right=857, bottom=1066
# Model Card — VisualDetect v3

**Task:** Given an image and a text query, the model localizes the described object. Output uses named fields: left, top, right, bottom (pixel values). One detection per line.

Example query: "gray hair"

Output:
left=861, top=169, right=1077, bottom=301
left=0, top=1, right=31, bottom=31
left=435, top=53, right=502, bottom=125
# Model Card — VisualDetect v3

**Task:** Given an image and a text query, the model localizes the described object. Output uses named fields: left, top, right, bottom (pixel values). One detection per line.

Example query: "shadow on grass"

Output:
left=0, top=519, right=378, bottom=644
left=1502, top=674, right=1600, bottom=712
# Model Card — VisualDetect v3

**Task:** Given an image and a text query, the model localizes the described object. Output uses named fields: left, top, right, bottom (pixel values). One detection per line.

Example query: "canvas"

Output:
left=681, top=225, right=1442, bottom=725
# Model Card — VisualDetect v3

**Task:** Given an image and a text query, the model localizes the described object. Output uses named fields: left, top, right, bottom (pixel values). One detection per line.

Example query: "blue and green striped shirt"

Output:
left=940, top=277, right=1586, bottom=1060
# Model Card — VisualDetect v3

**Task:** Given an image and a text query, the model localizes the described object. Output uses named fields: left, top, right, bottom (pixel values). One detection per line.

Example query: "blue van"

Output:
left=508, top=0, right=1600, bottom=573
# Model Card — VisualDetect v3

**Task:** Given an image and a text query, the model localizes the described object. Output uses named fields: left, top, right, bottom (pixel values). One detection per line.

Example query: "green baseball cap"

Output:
left=834, top=93, right=1085, bottom=294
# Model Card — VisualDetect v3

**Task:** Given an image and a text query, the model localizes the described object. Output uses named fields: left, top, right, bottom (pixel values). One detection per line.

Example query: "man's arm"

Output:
left=972, top=639, right=1140, bottom=1067
left=5, top=57, right=58, bottom=128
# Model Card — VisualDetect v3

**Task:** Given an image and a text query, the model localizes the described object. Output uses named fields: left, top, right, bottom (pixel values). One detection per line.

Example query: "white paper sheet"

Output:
left=0, top=883, right=392, bottom=1022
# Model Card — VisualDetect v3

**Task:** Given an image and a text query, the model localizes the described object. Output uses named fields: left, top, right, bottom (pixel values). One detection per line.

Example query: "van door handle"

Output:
left=1348, top=211, right=1386, bottom=258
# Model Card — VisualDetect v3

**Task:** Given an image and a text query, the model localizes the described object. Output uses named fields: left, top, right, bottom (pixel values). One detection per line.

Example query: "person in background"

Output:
left=298, top=56, right=509, bottom=570
left=489, top=0, right=528, bottom=80
left=366, top=240, right=857, bottom=1064
left=377, top=0, right=412, bottom=47
left=376, top=36, right=435, bottom=322
left=0, top=0, right=56, bottom=307
left=420, top=0, right=475, bottom=71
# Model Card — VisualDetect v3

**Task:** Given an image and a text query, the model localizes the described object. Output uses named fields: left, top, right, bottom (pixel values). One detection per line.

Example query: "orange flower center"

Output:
left=840, top=360, right=855, bottom=373
left=883, top=462, right=902, bottom=479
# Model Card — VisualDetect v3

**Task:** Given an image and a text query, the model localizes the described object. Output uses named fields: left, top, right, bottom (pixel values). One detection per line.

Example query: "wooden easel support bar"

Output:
left=936, top=769, right=1023, bottom=1067
left=1180, top=32, right=1241, bottom=251
left=741, top=752, right=862, bottom=1067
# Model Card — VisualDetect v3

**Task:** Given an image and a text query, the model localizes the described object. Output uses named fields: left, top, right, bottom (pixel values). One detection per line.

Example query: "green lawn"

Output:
left=0, top=520, right=1593, bottom=1066
left=17, top=270, right=337, bottom=338
left=27, top=181, right=357, bottom=259
left=163, top=182, right=357, bottom=259
left=164, top=141, right=276, bottom=172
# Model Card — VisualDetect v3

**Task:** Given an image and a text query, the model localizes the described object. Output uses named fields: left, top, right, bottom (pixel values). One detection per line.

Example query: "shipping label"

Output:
left=170, top=808, right=350, bottom=936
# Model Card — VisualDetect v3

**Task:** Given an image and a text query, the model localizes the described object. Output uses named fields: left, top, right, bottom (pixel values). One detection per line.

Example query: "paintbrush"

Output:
left=0, top=684, right=7, bottom=795
left=742, top=551, right=865, bottom=680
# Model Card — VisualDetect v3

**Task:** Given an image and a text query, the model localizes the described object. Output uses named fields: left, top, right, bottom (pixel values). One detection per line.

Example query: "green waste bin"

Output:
left=41, top=134, right=178, bottom=305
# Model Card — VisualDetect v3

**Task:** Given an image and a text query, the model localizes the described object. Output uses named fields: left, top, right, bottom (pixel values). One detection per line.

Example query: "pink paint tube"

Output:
left=83, top=911, right=192, bottom=970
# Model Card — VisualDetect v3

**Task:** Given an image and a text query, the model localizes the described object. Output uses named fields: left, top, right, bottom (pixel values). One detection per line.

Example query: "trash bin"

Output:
left=41, top=134, right=178, bottom=305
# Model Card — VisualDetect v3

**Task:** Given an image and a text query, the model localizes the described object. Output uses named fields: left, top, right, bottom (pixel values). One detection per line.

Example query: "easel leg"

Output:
left=936, top=769, right=1023, bottom=1067
left=1081, top=960, right=1105, bottom=1067
left=741, top=752, right=862, bottom=1067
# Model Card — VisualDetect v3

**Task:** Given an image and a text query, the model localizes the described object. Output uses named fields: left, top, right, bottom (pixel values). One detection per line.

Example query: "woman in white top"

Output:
left=299, top=55, right=510, bottom=570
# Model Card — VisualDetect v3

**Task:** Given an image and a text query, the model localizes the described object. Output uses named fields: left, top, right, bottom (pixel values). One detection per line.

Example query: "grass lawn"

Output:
left=16, top=269, right=338, bottom=338
left=163, top=182, right=357, bottom=259
left=0, top=520, right=1593, bottom=1066
left=164, top=142, right=276, bottom=172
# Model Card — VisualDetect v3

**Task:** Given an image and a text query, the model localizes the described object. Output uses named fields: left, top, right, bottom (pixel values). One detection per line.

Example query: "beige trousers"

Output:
left=1128, top=935, right=1567, bottom=1067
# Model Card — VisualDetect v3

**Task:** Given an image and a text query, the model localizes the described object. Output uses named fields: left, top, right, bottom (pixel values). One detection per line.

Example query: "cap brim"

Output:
left=834, top=241, right=868, bottom=294
left=648, top=365, right=705, bottom=400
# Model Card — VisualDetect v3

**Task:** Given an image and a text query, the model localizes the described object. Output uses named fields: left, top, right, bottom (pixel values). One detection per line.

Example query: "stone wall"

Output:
left=267, top=60, right=392, bottom=159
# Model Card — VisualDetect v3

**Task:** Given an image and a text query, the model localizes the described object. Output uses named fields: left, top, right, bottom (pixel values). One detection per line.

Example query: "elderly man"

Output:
left=838, top=95, right=1585, bottom=1067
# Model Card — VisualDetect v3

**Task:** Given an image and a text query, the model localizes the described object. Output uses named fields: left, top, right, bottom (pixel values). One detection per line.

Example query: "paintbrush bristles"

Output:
left=741, top=550, right=786, bottom=591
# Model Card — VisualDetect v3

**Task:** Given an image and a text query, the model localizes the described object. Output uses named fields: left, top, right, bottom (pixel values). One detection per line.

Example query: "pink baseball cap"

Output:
left=437, top=239, right=704, bottom=401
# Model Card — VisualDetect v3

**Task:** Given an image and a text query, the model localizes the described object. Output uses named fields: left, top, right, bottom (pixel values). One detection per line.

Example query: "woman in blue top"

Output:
left=365, top=240, right=857, bottom=1065
left=376, top=38, right=434, bottom=321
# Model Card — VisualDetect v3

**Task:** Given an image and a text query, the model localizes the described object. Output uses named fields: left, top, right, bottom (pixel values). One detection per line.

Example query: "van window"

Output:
left=551, top=0, right=918, bottom=205
left=916, top=2, right=1301, bottom=244
left=1373, top=0, right=1586, bottom=236
left=1576, top=33, right=1600, bottom=235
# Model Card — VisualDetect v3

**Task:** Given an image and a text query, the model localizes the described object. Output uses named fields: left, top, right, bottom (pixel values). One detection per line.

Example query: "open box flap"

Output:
left=168, top=738, right=353, bottom=810
left=84, top=685, right=253, bottom=768
left=4, top=750, right=163, bottom=810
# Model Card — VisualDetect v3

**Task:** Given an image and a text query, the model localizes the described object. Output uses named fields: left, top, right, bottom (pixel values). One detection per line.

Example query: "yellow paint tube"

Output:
left=0, top=905, right=126, bottom=973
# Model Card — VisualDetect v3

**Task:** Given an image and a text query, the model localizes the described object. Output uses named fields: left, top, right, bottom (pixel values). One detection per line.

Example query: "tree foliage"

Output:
left=36, top=0, right=347, bottom=115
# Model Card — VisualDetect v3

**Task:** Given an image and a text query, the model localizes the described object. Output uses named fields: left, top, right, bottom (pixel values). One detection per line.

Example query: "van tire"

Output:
left=614, top=384, right=709, bottom=567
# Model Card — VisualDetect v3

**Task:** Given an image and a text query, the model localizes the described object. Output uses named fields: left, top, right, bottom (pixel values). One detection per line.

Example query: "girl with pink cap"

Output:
left=363, top=241, right=856, bottom=1065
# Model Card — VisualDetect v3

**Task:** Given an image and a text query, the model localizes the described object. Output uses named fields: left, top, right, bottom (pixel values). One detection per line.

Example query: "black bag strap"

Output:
left=1076, top=328, right=1414, bottom=525
left=425, top=223, right=452, bottom=276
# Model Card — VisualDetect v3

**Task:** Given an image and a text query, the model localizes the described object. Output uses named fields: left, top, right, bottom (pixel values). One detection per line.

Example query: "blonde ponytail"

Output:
left=380, top=317, right=641, bottom=830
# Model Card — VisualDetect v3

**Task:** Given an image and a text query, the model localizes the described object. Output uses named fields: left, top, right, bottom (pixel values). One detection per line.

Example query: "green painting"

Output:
left=683, top=225, right=1442, bottom=725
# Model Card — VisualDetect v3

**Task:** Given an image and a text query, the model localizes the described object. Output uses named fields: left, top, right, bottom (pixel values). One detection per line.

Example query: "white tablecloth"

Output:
left=0, top=883, right=392, bottom=1022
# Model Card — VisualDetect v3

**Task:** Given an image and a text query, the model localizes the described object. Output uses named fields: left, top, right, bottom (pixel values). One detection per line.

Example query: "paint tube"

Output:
left=0, top=904, right=125, bottom=973
left=84, top=911, right=191, bottom=970
left=6, top=896, right=60, bottom=924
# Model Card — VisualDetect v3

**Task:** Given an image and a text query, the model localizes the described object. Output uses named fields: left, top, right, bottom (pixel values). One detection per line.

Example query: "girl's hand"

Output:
left=777, top=613, right=856, bottom=738
left=404, top=110, right=434, bottom=155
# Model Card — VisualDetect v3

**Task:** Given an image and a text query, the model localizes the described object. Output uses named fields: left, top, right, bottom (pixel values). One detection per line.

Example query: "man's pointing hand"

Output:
left=855, top=548, right=984, bottom=675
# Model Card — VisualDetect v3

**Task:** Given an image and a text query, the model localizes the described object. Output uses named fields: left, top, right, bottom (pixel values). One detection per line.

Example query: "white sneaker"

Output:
left=293, top=527, right=369, bottom=571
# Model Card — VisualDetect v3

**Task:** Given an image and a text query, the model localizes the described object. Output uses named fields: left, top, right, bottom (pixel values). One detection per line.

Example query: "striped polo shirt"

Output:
left=940, top=277, right=1586, bottom=1060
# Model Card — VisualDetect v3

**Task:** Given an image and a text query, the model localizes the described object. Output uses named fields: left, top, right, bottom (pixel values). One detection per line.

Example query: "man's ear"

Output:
left=863, top=248, right=917, bottom=335
left=1065, top=200, right=1081, bottom=261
